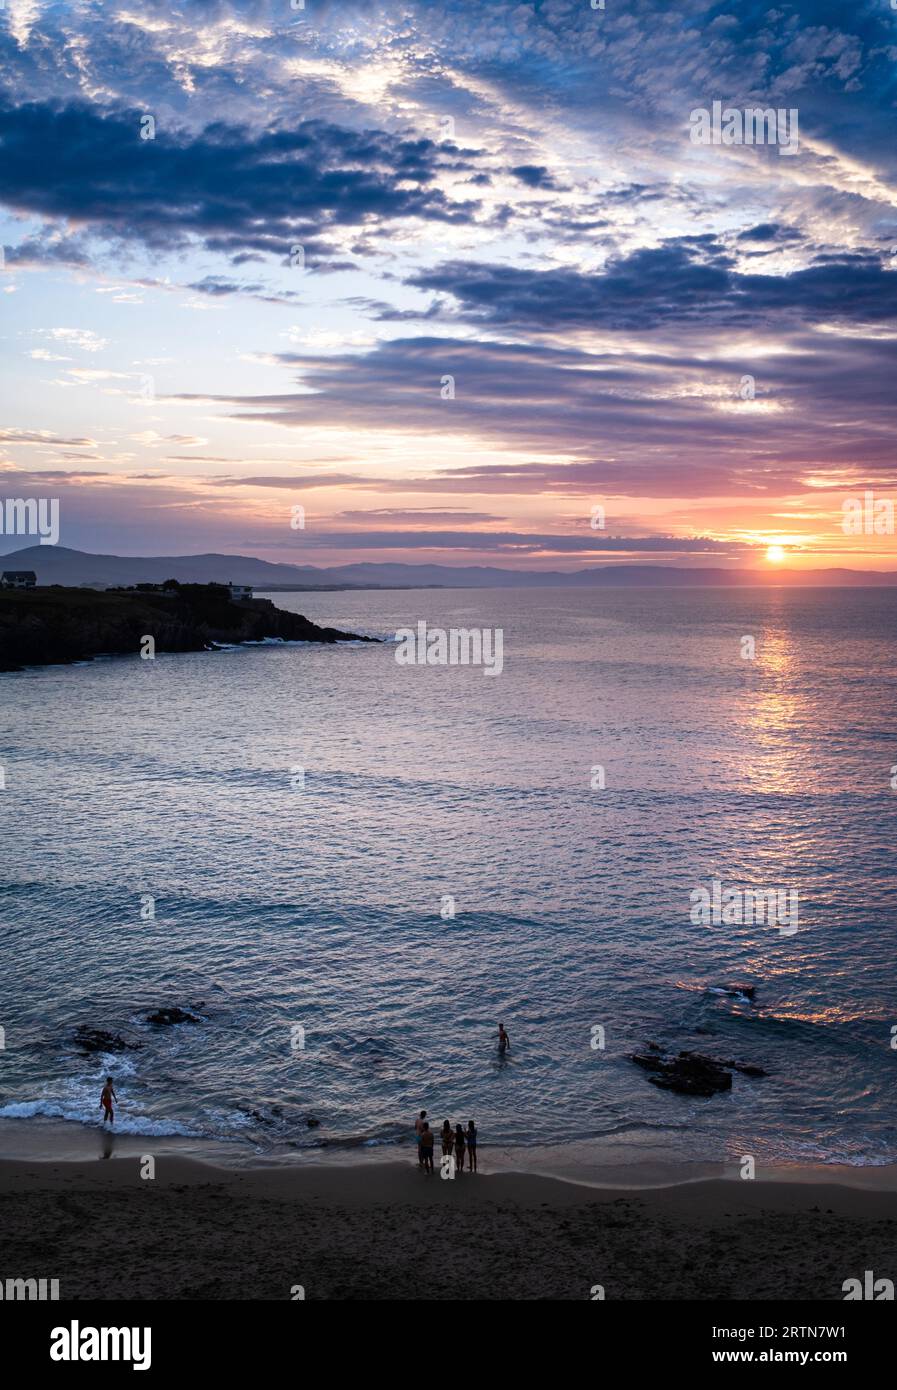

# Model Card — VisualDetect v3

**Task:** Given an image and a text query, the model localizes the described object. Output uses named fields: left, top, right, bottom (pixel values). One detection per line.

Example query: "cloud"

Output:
left=40, top=328, right=108, bottom=352
left=247, top=528, right=751, bottom=555
left=334, top=508, right=508, bottom=524
left=174, top=326, right=897, bottom=499
left=203, top=473, right=381, bottom=490
left=509, top=164, right=560, bottom=190
left=186, top=275, right=302, bottom=305
left=0, top=101, right=484, bottom=260
left=0, top=428, right=96, bottom=446
left=409, top=241, right=897, bottom=334
left=2, top=0, right=896, bottom=563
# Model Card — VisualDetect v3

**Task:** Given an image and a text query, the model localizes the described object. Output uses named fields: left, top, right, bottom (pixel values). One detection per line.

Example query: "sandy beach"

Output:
left=3, top=1143, right=897, bottom=1301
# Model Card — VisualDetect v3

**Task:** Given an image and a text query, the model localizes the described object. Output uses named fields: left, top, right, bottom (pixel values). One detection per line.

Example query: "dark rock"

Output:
left=722, top=984, right=755, bottom=1000
left=0, top=584, right=379, bottom=673
left=660, top=1053, right=732, bottom=1096
left=631, top=1051, right=665, bottom=1073
left=631, top=1045, right=765, bottom=1098
left=306, top=1116, right=321, bottom=1128
left=678, top=1050, right=726, bottom=1068
left=73, top=1027, right=142, bottom=1053
left=725, top=1060, right=769, bottom=1078
left=145, top=1007, right=201, bottom=1025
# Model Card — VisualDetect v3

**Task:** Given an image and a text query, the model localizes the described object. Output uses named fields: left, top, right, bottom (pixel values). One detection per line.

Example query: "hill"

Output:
left=3, top=546, right=897, bottom=590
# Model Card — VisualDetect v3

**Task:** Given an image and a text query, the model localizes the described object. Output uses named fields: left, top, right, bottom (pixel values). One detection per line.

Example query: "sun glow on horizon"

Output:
left=766, top=544, right=787, bottom=564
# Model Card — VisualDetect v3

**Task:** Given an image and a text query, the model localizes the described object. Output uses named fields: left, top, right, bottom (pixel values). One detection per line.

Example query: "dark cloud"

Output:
left=509, top=164, right=560, bottom=190
left=185, top=275, right=301, bottom=305
left=2, top=232, right=92, bottom=268
left=0, top=102, right=483, bottom=259
left=737, top=222, right=804, bottom=244
left=260, top=529, right=750, bottom=555
left=334, top=508, right=507, bottom=524
left=171, top=327, right=897, bottom=498
left=409, top=241, right=897, bottom=332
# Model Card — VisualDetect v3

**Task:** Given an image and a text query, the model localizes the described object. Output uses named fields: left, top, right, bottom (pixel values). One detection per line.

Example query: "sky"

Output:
left=1, top=0, right=897, bottom=570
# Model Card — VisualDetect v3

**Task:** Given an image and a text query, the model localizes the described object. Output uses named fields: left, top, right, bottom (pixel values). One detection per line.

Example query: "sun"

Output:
left=766, top=545, right=787, bottom=564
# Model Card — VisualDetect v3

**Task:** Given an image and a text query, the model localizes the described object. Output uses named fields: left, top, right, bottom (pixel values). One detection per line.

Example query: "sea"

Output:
left=1, top=585, right=895, bottom=1179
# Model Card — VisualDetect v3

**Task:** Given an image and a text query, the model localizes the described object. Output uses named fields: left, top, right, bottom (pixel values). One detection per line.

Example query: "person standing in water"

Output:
left=466, top=1120, right=478, bottom=1172
left=497, top=1023, right=510, bottom=1054
left=454, top=1123, right=466, bottom=1173
left=100, top=1076, right=117, bottom=1126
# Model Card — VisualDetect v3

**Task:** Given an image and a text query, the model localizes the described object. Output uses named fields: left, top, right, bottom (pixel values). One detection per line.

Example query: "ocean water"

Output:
left=1, top=585, right=896, bottom=1173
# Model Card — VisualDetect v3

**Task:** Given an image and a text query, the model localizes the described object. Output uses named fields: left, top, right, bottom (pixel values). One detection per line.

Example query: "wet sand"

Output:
left=3, top=1150, right=897, bottom=1300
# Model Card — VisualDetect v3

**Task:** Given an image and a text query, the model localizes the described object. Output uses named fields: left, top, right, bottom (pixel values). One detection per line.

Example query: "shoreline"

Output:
left=0, top=583, right=375, bottom=672
left=3, top=1150, right=897, bottom=1299
left=3, top=1115, right=897, bottom=1192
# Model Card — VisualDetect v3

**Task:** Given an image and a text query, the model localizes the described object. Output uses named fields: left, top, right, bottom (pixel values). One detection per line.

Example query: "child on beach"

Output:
left=100, top=1076, right=117, bottom=1126
left=441, top=1120, right=454, bottom=1160
left=466, top=1120, right=478, bottom=1172
left=454, top=1122, right=466, bottom=1172
left=419, top=1122, right=434, bottom=1174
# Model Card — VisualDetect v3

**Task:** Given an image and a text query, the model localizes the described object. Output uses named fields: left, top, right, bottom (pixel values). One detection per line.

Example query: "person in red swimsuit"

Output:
left=100, top=1076, right=117, bottom=1126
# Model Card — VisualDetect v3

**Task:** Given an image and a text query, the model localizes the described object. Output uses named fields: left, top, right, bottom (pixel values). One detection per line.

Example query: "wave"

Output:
left=0, top=1099, right=201, bottom=1138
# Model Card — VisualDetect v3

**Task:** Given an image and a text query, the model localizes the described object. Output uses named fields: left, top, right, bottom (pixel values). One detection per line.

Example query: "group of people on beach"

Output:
left=415, top=1113, right=477, bottom=1174
left=412, top=1023, right=509, bottom=1175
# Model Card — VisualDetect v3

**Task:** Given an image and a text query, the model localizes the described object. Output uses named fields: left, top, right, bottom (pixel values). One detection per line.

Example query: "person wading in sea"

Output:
left=100, top=1076, right=117, bottom=1126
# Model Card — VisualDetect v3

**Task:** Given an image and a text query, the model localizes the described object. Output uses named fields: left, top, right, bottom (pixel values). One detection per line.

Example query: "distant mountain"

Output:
left=3, top=545, right=897, bottom=589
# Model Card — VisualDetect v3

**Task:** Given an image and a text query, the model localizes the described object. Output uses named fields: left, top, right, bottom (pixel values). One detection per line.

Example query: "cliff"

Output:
left=0, top=585, right=376, bottom=672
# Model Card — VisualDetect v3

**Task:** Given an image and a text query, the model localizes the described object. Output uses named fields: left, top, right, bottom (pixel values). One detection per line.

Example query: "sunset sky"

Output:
left=2, top=0, right=897, bottom=570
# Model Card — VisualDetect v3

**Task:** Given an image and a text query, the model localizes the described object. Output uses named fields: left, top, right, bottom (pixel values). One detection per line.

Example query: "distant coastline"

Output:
left=4, top=544, right=897, bottom=591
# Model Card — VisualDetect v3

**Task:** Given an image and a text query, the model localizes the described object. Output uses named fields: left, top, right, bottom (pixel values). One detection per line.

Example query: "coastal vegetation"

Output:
left=0, top=584, right=373, bottom=672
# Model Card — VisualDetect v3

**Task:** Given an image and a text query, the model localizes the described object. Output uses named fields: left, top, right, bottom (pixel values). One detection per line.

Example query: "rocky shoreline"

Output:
left=0, top=584, right=377, bottom=672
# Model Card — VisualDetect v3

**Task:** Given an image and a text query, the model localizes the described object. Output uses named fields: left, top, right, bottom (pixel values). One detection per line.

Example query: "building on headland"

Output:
left=109, top=580, right=254, bottom=600
left=1, top=570, right=37, bottom=589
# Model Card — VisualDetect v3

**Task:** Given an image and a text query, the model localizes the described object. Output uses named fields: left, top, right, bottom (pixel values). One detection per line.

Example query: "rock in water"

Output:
left=726, top=1059, right=769, bottom=1077
left=73, top=1027, right=142, bottom=1053
left=145, top=1007, right=201, bottom=1025
left=655, top=1053, right=732, bottom=1096
left=630, top=1046, right=766, bottom=1097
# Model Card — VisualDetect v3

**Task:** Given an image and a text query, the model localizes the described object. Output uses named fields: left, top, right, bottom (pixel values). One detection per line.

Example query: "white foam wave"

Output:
left=0, top=1099, right=201, bottom=1138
